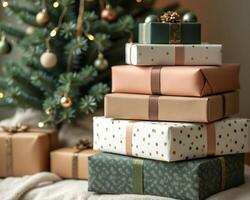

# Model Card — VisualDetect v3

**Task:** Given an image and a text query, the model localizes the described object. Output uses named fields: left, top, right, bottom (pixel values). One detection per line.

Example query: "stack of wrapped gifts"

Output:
left=89, top=12, right=250, bottom=200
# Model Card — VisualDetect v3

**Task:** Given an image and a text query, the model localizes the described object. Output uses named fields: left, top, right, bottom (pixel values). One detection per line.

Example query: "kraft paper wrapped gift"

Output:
left=139, top=22, right=201, bottom=44
left=125, top=43, right=222, bottom=66
left=93, top=117, right=250, bottom=162
left=0, top=126, right=58, bottom=177
left=88, top=153, right=245, bottom=200
left=105, top=91, right=239, bottom=123
left=51, top=145, right=99, bottom=179
left=112, top=64, right=239, bottom=97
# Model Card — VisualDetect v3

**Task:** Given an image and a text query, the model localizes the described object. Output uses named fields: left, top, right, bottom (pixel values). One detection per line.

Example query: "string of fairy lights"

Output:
left=0, top=0, right=141, bottom=127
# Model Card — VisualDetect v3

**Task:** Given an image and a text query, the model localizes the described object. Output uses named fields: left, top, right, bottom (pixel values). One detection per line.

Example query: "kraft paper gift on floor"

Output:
left=88, top=153, right=245, bottom=200
left=126, top=43, right=222, bottom=65
left=105, top=91, right=239, bottom=123
left=112, top=64, right=239, bottom=97
left=0, top=125, right=58, bottom=177
left=51, top=140, right=99, bottom=180
left=93, top=117, right=250, bottom=162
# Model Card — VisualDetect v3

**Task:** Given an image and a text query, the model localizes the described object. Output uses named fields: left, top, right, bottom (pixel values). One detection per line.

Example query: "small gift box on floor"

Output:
left=88, top=153, right=245, bottom=200
left=0, top=124, right=58, bottom=177
left=51, top=140, right=99, bottom=180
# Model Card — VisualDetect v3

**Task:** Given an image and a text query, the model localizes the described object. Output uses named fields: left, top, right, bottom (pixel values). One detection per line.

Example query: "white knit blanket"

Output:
left=0, top=167, right=250, bottom=200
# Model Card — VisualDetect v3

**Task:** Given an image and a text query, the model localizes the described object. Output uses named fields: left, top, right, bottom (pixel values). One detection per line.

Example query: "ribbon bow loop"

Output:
left=75, top=139, right=92, bottom=151
left=1, top=124, right=29, bottom=134
left=160, top=11, right=181, bottom=23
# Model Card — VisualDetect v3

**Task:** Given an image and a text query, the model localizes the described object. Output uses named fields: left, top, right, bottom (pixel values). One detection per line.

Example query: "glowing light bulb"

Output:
left=136, top=0, right=142, bottom=3
left=2, top=1, right=9, bottom=7
left=38, top=121, right=45, bottom=128
left=0, top=92, right=4, bottom=98
left=87, top=34, right=95, bottom=41
left=53, top=1, right=59, bottom=8
left=50, top=27, right=58, bottom=37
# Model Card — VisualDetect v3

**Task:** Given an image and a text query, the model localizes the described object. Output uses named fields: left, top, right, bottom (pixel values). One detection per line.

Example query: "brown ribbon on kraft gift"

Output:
left=72, top=139, right=92, bottom=179
left=148, top=95, right=159, bottom=120
left=0, top=124, right=56, bottom=176
left=150, top=45, right=184, bottom=94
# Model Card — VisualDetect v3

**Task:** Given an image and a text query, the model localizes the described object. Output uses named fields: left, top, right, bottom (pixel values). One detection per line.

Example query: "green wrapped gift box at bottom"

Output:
left=88, top=153, right=244, bottom=200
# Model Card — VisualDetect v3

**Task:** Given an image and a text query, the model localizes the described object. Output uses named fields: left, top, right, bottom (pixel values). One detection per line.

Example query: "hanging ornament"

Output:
left=101, top=4, right=117, bottom=22
left=0, top=35, right=12, bottom=55
left=94, top=52, right=108, bottom=71
left=60, top=95, right=73, bottom=108
left=144, top=15, right=159, bottom=23
left=40, top=50, right=57, bottom=68
left=182, top=12, right=198, bottom=23
left=36, top=9, right=50, bottom=26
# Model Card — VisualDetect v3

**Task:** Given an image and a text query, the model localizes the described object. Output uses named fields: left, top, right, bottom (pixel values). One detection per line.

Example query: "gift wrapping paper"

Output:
left=112, top=64, right=239, bottom=97
left=88, top=153, right=245, bottom=200
left=125, top=43, right=222, bottom=65
left=51, top=148, right=98, bottom=180
left=139, top=22, right=201, bottom=44
left=0, top=127, right=58, bottom=177
left=105, top=92, right=239, bottom=123
left=93, top=117, right=250, bottom=162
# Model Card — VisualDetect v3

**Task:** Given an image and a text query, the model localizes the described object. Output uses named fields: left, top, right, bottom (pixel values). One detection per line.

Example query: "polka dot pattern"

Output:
left=93, top=117, right=250, bottom=162
left=126, top=43, right=222, bottom=66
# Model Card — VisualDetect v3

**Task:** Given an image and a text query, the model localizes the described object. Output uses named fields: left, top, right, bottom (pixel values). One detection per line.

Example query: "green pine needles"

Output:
left=0, top=0, right=179, bottom=127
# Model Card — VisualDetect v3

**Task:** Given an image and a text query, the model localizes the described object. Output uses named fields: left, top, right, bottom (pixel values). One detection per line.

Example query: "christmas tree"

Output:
left=0, top=0, right=179, bottom=127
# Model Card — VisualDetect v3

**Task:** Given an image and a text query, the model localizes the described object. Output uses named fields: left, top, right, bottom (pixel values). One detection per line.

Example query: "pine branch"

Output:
left=0, top=22, right=26, bottom=39
left=4, top=87, right=42, bottom=109
left=79, top=95, right=97, bottom=115
left=8, top=3, right=40, bottom=15
left=30, top=71, right=57, bottom=95
left=88, top=83, right=110, bottom=103
left=18, top=12, right=40, bottom=27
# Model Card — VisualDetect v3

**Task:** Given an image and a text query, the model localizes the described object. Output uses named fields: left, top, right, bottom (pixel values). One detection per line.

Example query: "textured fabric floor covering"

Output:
left=0, top=167, right=250, bottom=200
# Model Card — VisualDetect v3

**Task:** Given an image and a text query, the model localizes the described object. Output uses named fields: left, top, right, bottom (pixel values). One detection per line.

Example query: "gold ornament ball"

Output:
left=0, top=36, right=12, bottom=55
left=36, top=9, right=50, bottom=26
left=101, top=5, right=117, bottom=22
left=40, top=51, right=57, bottom=68
left=60, top=96, right=73, bottom=108
left=94, top=53, right=108, bottom=71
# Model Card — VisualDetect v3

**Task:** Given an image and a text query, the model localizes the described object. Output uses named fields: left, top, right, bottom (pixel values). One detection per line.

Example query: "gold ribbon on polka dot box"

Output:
left=126, top=43, right=222, bottom=66
left=93, top=117, right=250, bottom=162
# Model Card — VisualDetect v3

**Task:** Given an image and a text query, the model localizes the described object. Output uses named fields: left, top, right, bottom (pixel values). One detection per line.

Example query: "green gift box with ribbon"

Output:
left=139, top=22, right=201, bottom=44
left=88, top=153, right=245, bottom=200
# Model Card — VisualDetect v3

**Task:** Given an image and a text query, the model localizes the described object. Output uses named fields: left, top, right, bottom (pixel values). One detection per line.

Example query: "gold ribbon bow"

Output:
left=72, top=139, right=92, bottom=179
left=160, top=11, right=181, bottom=23
left=74, top=139, right=93, bottom=151
left=1, top=124, right=29, bottom=134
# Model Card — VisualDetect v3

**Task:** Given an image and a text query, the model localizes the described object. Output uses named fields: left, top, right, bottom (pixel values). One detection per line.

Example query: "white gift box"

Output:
left=126, top=43, right=222, bottom=66
left=93, top=117, right=250, bottom=162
